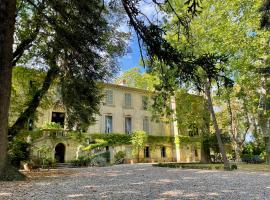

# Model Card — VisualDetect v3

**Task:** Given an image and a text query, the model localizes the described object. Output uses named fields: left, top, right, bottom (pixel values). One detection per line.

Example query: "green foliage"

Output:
left=16, top=129, right=43, bottom=141
left=203, top=133, right=232, bottom=153
left=83, top=139, right=108, bottom=151
left=175, top=135, right=202, bottom=145
left=42, top=122, right=62, bottom=130
left=231, top=164, right=238, bottom=170
left=114, top=151, right=126, bottom=164
left=90, top=156, right=107, bottom=167
left=100, top=151, right=110, bottom=162
left=147, top=135, right=174, bottom=144
left=72, top=152, right=109, bottom=167
left=72, top=155, right=92, bottom=167
left=131, top=130, right=148, bottom=159
left=154, top=163, right=238, bottom=171
left=175, top=90, right=210, bottom=136
left=10, top=0, right=128, bottom=134
left=9, top=67, right=53, bottom=127
left=91, top=133, right=132, bottom=146
left=242, top=142, right=265, bottom=156
left=115, top=67, right=158, bottom=91
left=65, top=131, right=87, bottom=142
left=8, top=139, right=30, bottom=168
left=91, top=133, right=176, bottom=151
left=154, top=163, right=224, bottom=170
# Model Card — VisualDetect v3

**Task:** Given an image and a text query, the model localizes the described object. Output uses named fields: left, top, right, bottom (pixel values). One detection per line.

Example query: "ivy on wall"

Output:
left=175, top=135, right=203, bottom=144
left=175, top=90, right=210, bottom=137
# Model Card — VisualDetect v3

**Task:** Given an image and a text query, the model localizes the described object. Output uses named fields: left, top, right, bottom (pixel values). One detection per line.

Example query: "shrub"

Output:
left=100, top=151, right=110, bottom=162
left=43, top=158, right=56, bottom=168
left=153, top=163, right=225, bottom=170
left=241, top=154, right=264, bottom=164
left=114, top=151, right=126, bottom=164
left=72, top=155, right=91, bottom=167
left=8, top=139, right=30, bottom=168
left=43, top=122, right=62, bottom=130
left=90, top=156, right=107, bottom=167
left=91, top=133, right=132, bottom=146
left=230, top=164, right=237, bottom=170
left=131, top=130, right=147, bottom=161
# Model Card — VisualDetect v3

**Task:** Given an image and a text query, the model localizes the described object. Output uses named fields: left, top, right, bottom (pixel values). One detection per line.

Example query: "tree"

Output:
left=259, top=0, right=270, bottom=163
left=1, top=0, right=128, bottom=180
left=9, top=67, right=54, bottom=128
left=131, top=130, right=148, bottom=162
left=8, top=0, right=128, bottom=137
left=175, top=90, right=211, bottom=162
left=115, top=67, right=158, bottom=91
left=0, top=0, right=17, bottom=180
left=153, top=0, right=267, bottom=168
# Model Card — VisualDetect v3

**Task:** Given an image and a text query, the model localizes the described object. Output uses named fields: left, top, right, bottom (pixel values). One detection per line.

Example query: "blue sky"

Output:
left=117, top=34, right=145, bottom=73
left=117, top=0, right=157, bottom=74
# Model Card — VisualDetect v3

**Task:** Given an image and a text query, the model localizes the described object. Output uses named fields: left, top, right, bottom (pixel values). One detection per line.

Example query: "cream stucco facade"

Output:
left=87, top=83, right=172, bottom=136
left=30, top=83, right=202, bottom=164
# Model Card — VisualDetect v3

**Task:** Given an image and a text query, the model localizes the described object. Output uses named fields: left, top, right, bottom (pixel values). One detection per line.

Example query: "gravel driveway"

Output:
left=0, top=164, right=269, bottom=200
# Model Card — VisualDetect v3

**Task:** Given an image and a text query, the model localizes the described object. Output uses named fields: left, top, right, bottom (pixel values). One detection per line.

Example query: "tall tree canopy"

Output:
left=9, top=0, right=128, bottom=135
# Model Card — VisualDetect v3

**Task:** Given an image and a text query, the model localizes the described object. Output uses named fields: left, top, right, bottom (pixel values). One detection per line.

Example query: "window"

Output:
left=143, top=117, right=149, bottom=134
left=51, top=112, right=65, bottom=128
left=144, top=146, right=150, bottom=158
left=105, top=115, right=113, bottom=133
left=195, top=149, right=198, bottom=157
left=124, top=93, right=132, bottom=108
left=161, top=146, right=166, bottom=158
left=188, top=124, right=199, bottom=137
left=142, top=96, right=148, bottom=110
left=125, top=117, right=132, bottom=134
left=105, top=90, right=113, bottom=105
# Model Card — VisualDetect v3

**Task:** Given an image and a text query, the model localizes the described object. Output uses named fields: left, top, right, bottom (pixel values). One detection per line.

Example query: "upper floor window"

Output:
left=124, top=93, right=132, bottom=108
left=51, top=112, right=65, bottom=128
left=105, top=90, right=113, bottom=105
left=142, top=96, right=148, bottom=110
left=105, top=115, right=113, bottom=133
left=125, top=116, right=132, bottom=134
left=188, top=123, right=199, bottom=137
left=143, top=117, right=149, bottom=134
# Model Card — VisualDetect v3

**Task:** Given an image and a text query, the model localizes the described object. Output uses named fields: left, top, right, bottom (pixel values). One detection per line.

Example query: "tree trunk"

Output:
left=137, top=149, right=140, bottom=163
left=0, top=0, right=16, bottom=178
left=205, top=80, right=230, bottom=169
left=9, top=66, right=59, bottom=138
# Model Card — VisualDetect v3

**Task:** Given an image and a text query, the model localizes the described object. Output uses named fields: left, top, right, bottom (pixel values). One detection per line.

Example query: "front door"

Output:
left=55, top=143, right=65, bottom=163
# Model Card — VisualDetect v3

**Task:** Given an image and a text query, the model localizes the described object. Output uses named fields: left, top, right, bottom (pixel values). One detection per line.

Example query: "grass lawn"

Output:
left=236, top=163, right=270, bottom=172
left=153, top=162, right=270, bottom=172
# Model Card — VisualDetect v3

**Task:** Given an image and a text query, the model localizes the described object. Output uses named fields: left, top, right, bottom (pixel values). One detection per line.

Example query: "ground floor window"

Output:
left=195, top=149, right=198, bottom=157
left=161, top=146, right=166, bottom=158
left=144, top=146, right=150, bottom=158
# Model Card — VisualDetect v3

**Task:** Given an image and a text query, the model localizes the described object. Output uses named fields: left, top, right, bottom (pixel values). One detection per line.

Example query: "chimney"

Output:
left=120, top=79, right=127, bottom=86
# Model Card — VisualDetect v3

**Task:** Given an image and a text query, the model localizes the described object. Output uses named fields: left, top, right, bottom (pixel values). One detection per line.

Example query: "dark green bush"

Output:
left=230, top=164, right=237, bottom=170
left=8, top=139, right=30, bottom=168
left=72, top=155, right=92, bottom=167
left=100, top=151, right=110, bottom=162
left=153, top=163, right=225, bottom=170
left=90, top=156, right=107, bottom=167
left=114, top=151, right=126, bottom=164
